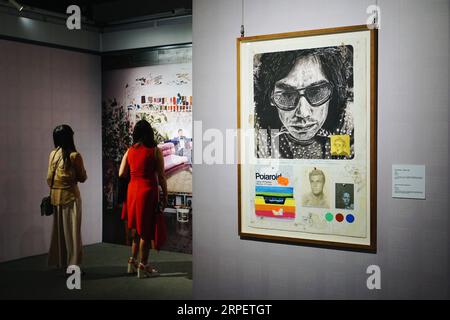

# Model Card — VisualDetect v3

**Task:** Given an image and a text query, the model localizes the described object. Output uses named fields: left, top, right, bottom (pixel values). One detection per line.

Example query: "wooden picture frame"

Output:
left=237, top=25, right=377, bottom=252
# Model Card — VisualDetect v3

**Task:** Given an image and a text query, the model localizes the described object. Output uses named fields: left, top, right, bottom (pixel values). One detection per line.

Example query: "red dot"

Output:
left=336, top=213, right=344, bottom=222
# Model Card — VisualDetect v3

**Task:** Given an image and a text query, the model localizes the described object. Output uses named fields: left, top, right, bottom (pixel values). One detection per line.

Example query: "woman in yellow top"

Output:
left=47, top=124, right=87, bottom=270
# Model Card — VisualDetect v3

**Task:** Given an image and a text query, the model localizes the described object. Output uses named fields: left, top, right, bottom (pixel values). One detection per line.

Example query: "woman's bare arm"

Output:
left=119, top=150, right=129, bottom=178
left=73, top=153, right=87, bottom=183
left=155, top=147, right=168, bottom=209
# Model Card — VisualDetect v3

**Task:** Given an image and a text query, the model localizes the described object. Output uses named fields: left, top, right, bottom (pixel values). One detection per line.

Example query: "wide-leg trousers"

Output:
left=48, top=198, right=82, bottom=267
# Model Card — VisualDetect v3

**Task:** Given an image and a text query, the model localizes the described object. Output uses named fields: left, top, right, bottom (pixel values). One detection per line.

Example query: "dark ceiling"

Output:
left=16, top=0, right=192, bottom=26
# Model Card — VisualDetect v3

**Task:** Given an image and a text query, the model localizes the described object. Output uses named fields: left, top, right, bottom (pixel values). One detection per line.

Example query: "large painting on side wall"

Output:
left=237, top=25, right=377, bottom=252
left=103, top=62, right=193, bottom=210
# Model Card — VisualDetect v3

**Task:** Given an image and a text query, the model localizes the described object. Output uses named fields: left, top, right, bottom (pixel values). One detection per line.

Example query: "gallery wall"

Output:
left=192, top=0, right=449, bottom=299
left=0, top=39, right=102, bottom=262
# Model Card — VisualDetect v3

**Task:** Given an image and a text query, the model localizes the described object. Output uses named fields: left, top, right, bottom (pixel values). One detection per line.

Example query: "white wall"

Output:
left=0, top=39, right=102, bottom=263
left=192, top=0, right=449, bottom=299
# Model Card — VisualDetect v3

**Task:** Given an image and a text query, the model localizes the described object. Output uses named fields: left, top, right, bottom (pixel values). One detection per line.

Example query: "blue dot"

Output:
left=346, top=214, right=355, bottom=223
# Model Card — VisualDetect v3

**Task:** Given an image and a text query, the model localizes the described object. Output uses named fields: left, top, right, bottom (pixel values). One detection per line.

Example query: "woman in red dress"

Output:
left=119, top=120, right=168, bottom=278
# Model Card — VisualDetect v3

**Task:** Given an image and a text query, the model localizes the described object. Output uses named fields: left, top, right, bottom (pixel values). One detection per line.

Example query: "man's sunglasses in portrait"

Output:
left=271, top=81, right=334, bottom=111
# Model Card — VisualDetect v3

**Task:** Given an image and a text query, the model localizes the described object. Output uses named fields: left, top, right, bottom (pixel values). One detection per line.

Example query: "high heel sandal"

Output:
left=137, top=262, right=159, bottom=278
left=127, top=257, right=138, bottom=274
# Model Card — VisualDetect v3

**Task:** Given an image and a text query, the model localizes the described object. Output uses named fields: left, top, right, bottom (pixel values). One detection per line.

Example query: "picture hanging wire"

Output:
left=240, top=0, right=245, bottom=37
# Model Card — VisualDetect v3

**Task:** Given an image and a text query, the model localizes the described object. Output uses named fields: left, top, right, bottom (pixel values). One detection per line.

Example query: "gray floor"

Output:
left=0, top=243, right=192, bottom=300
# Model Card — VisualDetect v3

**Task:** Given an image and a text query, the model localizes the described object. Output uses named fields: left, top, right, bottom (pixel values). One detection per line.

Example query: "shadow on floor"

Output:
left=82, top=261, right=192, bottom=281
left=0, top=243, right=192, bottom=300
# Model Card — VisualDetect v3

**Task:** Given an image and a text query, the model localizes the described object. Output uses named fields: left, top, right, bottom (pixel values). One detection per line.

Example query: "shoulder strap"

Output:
left=50, top=148, right=62, bottom=189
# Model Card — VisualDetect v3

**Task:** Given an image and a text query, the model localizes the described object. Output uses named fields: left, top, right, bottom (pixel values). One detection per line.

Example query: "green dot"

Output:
left=325, top=212, right=334, bottom=222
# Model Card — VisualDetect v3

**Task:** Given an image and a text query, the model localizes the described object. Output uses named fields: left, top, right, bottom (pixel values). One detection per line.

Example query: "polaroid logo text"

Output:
left=255, top=173, right=282, bottom=180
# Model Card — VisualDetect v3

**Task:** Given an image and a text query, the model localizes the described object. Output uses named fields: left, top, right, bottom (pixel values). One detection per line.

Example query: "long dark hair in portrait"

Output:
left=132, top=119, right=157, bottom=148
left=254, top=45, right=354, bottom=137
left=53, top=124, right=77, bottom=168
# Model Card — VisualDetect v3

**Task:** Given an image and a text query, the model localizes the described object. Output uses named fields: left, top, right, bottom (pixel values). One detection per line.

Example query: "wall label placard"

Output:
left=392, top=165, right=426, bottom=199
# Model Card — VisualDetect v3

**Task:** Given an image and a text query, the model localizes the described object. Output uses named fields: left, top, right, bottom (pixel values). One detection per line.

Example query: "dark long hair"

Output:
left=53, top=124, right=77, bottom=168
left=132, top=120, right=157, bottom=148
left=254, top=45, right=353, bottom=134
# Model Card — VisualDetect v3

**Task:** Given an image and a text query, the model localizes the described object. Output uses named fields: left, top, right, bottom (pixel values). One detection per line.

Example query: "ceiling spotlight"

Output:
left=8, top=0, right=24, bottom=12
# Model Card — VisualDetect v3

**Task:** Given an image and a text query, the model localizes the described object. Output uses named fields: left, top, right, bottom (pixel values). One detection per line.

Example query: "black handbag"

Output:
left=40, top=196, right=53, bottom=216
left=41, top=149, right=61, bottom=216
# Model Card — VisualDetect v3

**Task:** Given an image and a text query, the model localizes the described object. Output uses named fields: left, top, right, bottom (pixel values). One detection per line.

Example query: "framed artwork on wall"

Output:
left=237, top=25, right=377, bottom=252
